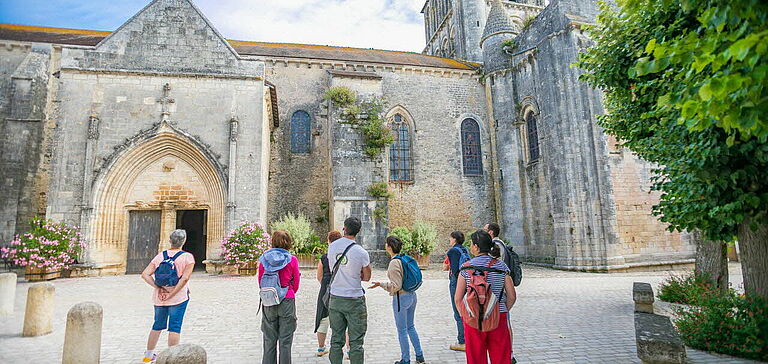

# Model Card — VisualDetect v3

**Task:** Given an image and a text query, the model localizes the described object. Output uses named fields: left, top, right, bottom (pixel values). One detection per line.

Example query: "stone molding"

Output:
left=265, top=58, right=478, bottom=79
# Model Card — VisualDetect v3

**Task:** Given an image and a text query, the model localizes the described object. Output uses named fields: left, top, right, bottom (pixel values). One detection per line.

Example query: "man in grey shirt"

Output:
left=328, top=217, right=371, bottom=364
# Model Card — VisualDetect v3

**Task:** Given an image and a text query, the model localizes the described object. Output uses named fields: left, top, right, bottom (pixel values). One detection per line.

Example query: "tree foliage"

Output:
left=576, top=0, right=768, bottom=242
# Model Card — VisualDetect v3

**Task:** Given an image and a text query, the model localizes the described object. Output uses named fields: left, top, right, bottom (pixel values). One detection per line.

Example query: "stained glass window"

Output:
left=389, top=114, right=413, bottom=182
left=461, top=118, right=483, bottom=176
left=526, top=112, right=540, bottom=162
left=290, top=110, right=311, bottom=154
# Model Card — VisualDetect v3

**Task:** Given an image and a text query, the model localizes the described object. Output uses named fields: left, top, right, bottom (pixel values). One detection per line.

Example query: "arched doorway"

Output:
left=90, top=127, right=226, bottom=273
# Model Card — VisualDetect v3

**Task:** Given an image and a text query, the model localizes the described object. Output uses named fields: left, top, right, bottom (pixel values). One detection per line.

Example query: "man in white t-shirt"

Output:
left=327, top=217, right=371, bottom=364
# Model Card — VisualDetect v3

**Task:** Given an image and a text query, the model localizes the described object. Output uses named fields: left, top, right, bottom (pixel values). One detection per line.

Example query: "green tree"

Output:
left=577, top=0, right=768, bottom=297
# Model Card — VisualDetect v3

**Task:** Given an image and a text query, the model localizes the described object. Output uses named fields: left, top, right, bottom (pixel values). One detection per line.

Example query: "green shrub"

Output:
left=271, top=213, right=313, bottom=255
left=410, top=222, right=437, bottom=256
left=324, top=86, right=356, bottom=106
left=390, top=226, right=413, bottom=252
left=389, top=222, right=438, bottom=256
left=368, top=182, right=393, bottom=198
left=675, top=294, right=768, bottom=361
left=521, top=15, right=535, bottom=31
left=658, top=273, right=720, bottom=305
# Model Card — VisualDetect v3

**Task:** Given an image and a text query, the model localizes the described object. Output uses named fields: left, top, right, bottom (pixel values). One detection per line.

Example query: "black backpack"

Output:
left=494, top=238, right=522, bottom=286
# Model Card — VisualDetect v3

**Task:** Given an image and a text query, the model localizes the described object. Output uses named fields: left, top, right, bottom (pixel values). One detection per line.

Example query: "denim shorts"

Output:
left=152, top=300, right=189, bottom=333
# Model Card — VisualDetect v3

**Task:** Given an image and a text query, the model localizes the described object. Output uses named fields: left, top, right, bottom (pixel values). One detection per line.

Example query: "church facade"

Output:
left=0, top=0, right=695, bottom=274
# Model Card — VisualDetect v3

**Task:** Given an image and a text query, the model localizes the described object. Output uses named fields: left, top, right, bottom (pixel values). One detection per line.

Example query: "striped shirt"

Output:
left=460, top=254, right=511, bottom=313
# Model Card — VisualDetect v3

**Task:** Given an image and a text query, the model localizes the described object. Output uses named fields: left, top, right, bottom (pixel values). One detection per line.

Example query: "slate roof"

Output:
left=481, top=0, right=517, bottom=43
left=0, top=24, right=477, bottom=71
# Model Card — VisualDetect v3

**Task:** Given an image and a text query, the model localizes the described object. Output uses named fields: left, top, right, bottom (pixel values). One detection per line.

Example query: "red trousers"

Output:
left=463, top=312, right=511, bottom=364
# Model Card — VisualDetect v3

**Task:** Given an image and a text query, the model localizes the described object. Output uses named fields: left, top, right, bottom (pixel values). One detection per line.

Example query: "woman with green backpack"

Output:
left=370, top=236, right=426, bottom=364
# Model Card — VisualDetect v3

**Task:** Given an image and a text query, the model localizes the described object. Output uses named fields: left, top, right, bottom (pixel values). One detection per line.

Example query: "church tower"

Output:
left=480, top=0, right=518, bottom=72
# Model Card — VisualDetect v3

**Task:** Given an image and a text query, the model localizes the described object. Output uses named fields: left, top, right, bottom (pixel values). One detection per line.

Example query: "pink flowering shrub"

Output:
left=220, top=222, right=271, bottom=265
left=1, top=217, right=86, bottom=271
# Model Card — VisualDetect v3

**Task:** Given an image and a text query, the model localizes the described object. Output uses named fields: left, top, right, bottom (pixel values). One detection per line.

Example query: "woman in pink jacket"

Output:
left=258, top=230, right=301, bottom=364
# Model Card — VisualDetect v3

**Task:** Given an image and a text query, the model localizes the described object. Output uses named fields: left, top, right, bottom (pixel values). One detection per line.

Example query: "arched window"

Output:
left=290, top=110, right=311, bottom=154
left=389, top=114, right=413, bottom=182
left=526, top=112, right=540, bottom=162
left=461, top=118, right=483, bottom=176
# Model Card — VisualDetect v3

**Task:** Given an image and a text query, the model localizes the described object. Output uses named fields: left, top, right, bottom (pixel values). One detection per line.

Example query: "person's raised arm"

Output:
left=361, top=265, right=372, bottom=282
left=316, top=260, right=324, bottom=283
left=164, top=261, right=194, bottom=300
left=504, top=275, right=517, bottom=310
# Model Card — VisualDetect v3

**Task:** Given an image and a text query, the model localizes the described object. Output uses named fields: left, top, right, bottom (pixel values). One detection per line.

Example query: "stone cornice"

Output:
left=59, top=66, right=264, bottom=81
left=264, top=57, right=478, bottom=79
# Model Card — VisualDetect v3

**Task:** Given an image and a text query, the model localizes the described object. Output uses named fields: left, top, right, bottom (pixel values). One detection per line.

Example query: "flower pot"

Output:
left=415, top=254, right=430, bottom=269
left=237, top=262, right=259, bottom=276
left=295, top=254, right=318, bottom=269
left=25, top=266, right=61, bottom=281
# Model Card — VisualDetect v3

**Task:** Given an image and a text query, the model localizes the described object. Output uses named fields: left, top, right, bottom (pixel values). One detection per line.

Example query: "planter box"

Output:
left=25, top=266, right=61, bottom=281
left=237, top=262, right=259, bottom=276
left=415, top=254, right=430, bottom=269
left=295, top=254, right=319, bottom=269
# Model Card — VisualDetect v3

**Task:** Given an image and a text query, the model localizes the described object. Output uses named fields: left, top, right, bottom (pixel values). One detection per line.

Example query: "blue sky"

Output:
left=0, top=0, right=427, bottom=52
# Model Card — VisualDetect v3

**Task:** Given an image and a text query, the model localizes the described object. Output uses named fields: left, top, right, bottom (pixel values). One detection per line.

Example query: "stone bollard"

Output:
left=22, top=282, right=55, bottom=337
left=0, top=272, right=17, bottom=317
left=62, top=302, right=103, bottom=364
left=633, top=282, right=655, bottom=313
left=156, top=344, right=207, bottom=364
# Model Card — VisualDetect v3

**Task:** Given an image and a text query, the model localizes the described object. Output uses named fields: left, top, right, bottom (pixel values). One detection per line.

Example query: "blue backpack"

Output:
left=259, top=270, right=289, bottom=307
left=396, top=254, right=423, bottom=292
left=458, top=246, right=471, bottom=271
left=154, top=251, right=185, bottom=286
left=394, top=254, right=423, bottom=311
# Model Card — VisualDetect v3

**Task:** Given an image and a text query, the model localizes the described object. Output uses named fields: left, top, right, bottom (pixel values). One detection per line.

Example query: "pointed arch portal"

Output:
left=90, top=128, right=226, bottom=273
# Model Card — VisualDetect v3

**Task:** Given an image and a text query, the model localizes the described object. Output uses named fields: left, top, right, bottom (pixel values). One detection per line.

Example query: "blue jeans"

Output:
left=152, top=300, right=189, bottom=333
left=449, top=276, right=465, bottom=344
left=392, top=292, right=423, bottom=362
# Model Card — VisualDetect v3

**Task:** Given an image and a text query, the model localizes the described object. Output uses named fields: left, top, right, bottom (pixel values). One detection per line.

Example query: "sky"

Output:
left=0, top=0, right=428, bottom=52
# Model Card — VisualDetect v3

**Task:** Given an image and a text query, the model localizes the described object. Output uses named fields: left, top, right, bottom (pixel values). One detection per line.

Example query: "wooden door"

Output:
left=126, top=210, right=161, bottom=274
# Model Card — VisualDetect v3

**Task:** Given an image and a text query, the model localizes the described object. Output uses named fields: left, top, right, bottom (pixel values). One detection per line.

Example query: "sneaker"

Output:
left=316, top=347, right=328, bottom=357
left=449, top=343, right=465, bottom=352
left=416, top=355, right=426, bottom=363
left=511, top=354, right=517, bottom=364
left=141, top=351, right=157, bottom=363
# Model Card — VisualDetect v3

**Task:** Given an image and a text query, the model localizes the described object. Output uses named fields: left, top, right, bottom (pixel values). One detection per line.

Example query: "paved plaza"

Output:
left=0, top=264, right=758, bottom=363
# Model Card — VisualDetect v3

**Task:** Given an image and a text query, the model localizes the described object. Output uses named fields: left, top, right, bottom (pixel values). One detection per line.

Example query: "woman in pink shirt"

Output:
left=258, top=230, right=301, bottom=364
left=139, top=229, right=195, bottom=363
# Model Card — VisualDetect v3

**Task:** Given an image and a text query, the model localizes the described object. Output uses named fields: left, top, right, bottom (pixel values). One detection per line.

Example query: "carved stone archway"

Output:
left=89, top=125, right=226, bottom=273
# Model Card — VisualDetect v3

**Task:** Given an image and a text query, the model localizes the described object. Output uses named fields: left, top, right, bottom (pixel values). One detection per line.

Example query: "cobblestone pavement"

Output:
left=0, top=263, right=757, bottom=363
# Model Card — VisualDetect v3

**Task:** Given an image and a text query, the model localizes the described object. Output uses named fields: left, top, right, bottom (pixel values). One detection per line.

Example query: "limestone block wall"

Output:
left=606, top=146, right=695, bottom=264
left=381, top=70, right=494, bottom=251
left=491, top=0, right=618, bottom=269
left=265, top=65, right=332, bottom=234
left=47, top=69, right=266, bottom=269
left=0, top=42, right=55, bottom=244
left=264, top=59, right=493, bottom=255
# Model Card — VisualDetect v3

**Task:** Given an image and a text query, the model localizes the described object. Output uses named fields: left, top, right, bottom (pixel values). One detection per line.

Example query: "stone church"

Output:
left=0, top=0, right=695, bottom=274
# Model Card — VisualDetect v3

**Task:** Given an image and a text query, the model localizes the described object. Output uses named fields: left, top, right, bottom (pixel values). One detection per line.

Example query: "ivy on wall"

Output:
left=325, top=86, right=395, bottom=158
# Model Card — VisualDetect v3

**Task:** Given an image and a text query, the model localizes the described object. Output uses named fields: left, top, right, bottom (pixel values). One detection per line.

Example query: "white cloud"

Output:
left=195, top=0, right=427, bottom=52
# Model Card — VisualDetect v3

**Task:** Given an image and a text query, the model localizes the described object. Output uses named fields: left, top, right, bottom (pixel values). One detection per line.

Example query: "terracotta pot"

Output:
left=415, top=254, right=430, bottom=269
left=237, top=262, right=259, bottom=276
left=295, top=254, right=319, bottom=269
left=25, top=266, right=61, bottom=281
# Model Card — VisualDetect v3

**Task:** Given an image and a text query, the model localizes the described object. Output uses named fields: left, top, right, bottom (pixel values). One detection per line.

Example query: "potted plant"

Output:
left=1, top=217, right=86, bottom=281
left=220, top=222, right=271, bottom=276
left=271, top=213, right=319, bottom=268
left=390, top=222, right=438, bottom=269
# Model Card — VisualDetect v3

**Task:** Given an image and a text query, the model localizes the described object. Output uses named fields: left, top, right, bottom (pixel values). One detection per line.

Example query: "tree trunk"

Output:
left=738, top=218, right=768, bottom=299
left=692, top=230, right=728, bottom=295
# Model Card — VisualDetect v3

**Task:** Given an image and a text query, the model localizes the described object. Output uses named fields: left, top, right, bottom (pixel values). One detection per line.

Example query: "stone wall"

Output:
left=264, top=60, right=493, bottom=255
left=0, top=43, right=53, bottom=244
